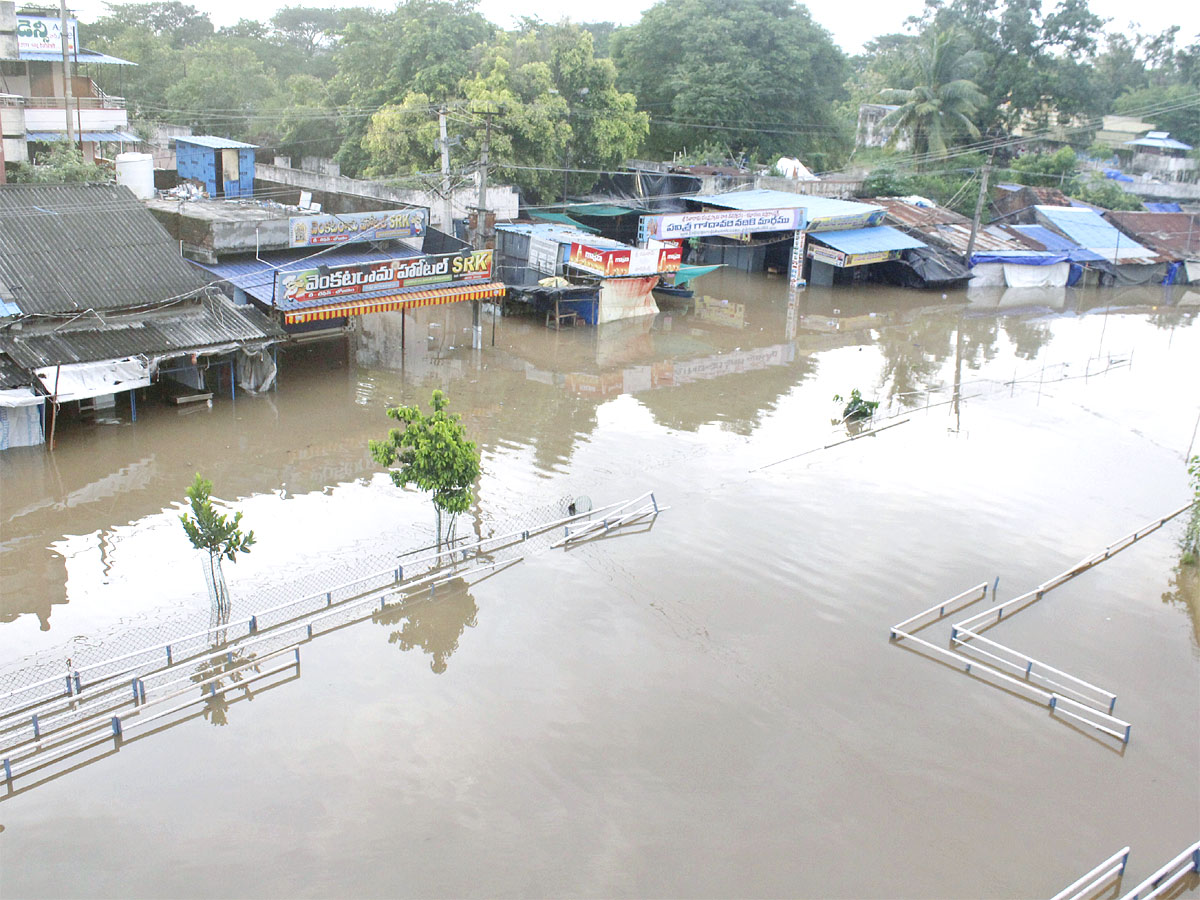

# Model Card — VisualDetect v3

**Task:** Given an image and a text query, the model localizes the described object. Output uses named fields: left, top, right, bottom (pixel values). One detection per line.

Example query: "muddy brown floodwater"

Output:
left=1, top=272, right=1198, bottom=898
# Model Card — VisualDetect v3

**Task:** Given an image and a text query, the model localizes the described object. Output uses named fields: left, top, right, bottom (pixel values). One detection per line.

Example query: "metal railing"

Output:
left=0, top=492, right=663, bottom=793
left=1050, top=841, right=1200, bottom=900
left=891, top=503, right=1195, bottom=744
left=25, top=94, right=126, bottom=110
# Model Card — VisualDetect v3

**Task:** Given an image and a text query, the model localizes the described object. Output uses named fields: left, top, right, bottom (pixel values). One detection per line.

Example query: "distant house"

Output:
left=1093, top=115, right=1156, bottom=151
left=0, top=1, right=140, bottom=170
left=856, top=104, right=909, bottom=151
left=1120, top=132, right=1196, bottom=183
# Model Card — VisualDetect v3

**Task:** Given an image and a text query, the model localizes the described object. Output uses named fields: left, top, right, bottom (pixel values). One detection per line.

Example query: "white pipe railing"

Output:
left=1119, top=841, right=1200, bottom=900
left=1050, top=847, right=1130, bottom=900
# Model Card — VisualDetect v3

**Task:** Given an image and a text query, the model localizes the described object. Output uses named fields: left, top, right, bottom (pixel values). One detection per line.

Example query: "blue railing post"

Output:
left=249, top=616, right=258, bottom=634
left=2, top=758, right=11, bottom=782
left=131, top=679, right=140, bottom=701
left=73, top=672, right=81, bottom=694
left=138, top=680, right=146, bottom=703
left=166, top=645, right=173, bottom=666
left=31, top=714, right=39, bottom=739
left=326, top=591, right=332, bottom=606
left=651, top=493, right=659, bottom=513
left=65, top=674, right=73, bottom=697
left=294, top=648, right=300, bottom=664
left=110, top=717, right=122, bottom=737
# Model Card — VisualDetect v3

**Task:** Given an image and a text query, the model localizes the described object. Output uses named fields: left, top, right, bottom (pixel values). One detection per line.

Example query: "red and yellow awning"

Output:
left=284, top=281, right=507, bottom=325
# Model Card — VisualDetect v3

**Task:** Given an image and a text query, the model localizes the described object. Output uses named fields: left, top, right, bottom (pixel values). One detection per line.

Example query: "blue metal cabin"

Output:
left=175, top=135, right=257, bottom=199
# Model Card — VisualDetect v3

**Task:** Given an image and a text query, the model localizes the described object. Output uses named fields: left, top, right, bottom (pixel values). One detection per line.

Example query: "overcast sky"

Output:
left=71, top=0, right=1200, bottom=55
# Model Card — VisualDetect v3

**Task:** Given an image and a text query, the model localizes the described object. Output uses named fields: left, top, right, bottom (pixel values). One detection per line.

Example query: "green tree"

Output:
left=878, top=29, right=986, bottom=162
left=612, top=0, right=851, bottom=169
left=8, top=143, right=109, bottom=183
left=163, top=42, right=281, bottom=139
left=179, top=473, right=256, bottom=619
left=1114, top=84, right=1200, bottom=147
left=1183, top=455, right=1200, bottom=565
left=369, top=390, right=481, bottom=548
left=1009, top=146, right=1079, bottom=188
left=910, top=0, right=1105, bottom=130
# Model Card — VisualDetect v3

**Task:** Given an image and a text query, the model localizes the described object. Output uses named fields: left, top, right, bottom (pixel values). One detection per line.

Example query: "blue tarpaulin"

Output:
left=190, top=246, right=420, bottom=310
left=970, top=250, right=1068, bottom=266
left=1009, top=225, right=1106, bottom=262
left=1103, top=169, right=1134, bottom=182
left=1034, top=206, right=1156, bottom=261
left=1144, top=202, right=1182, bottom=213
left=810, top=225, right=926, bottom=255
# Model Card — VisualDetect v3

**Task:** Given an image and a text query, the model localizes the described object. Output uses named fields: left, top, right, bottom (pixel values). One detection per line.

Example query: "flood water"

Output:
left=1, top=271, right=1198, bottom=898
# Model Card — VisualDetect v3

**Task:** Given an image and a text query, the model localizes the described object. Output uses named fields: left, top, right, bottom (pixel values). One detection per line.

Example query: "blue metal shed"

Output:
left=176, top=135, right=257, bottom=199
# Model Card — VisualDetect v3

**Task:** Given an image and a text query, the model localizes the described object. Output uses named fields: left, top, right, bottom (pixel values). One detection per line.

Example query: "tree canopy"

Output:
left=612, top=0, right=851, bottom=169
left=69, top=0, right=1200, bottom=198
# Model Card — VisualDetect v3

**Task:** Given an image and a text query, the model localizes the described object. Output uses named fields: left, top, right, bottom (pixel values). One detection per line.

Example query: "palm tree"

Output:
left=879, top=30, right=986, bottom=164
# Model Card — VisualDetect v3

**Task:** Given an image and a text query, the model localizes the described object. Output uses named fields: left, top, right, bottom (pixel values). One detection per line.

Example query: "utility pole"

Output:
left=59, top=0, right=75, bottom=147
left=438, top=105, right=452, bottom=234
left=964, top=151, right=994, bottom=265
left=474, top=113, right=491, bottom=250
left=470, top=111, right=492, bottom=352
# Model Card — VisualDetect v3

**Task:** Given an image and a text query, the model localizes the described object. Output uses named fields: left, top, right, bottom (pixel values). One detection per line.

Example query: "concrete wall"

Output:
left=254, top=162, right=519, bottom=230
left=0, top=1, right=17, bottom=59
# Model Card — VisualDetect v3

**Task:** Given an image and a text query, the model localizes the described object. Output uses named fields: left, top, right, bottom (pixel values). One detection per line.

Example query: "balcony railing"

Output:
left=25, top=94, right=126, bottom=110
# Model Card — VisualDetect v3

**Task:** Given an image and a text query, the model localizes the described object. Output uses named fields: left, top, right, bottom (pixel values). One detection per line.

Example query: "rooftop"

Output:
left=0, top=295, right=281, bottom=370
left=689, top=189, right=882, bottom=221
left=0, top=183, right=216, bottom=315
left=1124, top=132, right=1193, bottom=152
left=1033, top=206, right=1158, bottom=263
left=176, top=135, right=259, bottom=150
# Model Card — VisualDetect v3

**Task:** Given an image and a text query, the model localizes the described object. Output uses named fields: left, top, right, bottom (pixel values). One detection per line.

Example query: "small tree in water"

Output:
left=1183, top=455, right=1200, bottom=566
left=180, top=473, right=256, bottom=624
left=833, top=389, right=880, bottom=423
left=369, top=390, right=480, bottom=550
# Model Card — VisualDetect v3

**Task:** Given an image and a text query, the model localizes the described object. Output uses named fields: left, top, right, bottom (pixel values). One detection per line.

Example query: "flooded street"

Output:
left=1, top=272, right=1198, bottom=897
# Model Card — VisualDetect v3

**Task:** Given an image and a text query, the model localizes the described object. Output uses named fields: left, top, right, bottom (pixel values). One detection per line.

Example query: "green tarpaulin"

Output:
left=566, top=204, right=644, bottom=217
left=529, top=212, right=600, bottom=233
left=673, top=264, right=723, bottom=287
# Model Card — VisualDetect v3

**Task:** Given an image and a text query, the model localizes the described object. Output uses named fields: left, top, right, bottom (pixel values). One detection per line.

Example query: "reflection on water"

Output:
left=1, top=272, right=1199, bottom=897
left=372, top=579, right=478, bottom=674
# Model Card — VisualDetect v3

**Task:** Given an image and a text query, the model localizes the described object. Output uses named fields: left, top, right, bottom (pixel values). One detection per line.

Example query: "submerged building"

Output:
left=0, top=183, right=281, bottom=451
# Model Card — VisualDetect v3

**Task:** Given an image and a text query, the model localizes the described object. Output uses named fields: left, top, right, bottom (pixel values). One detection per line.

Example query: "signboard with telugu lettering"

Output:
left=277, top=249, right=492, bottom=304
left=16, top=16, right=77, bottom=55
left=287, top=209, right=426, bottom=248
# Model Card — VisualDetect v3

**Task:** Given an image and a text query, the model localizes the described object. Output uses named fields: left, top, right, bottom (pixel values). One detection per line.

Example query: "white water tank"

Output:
left=115, top=151, right=155, bottom=199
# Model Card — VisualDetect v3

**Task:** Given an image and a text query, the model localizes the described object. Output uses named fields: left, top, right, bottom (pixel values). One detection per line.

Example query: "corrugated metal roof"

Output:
left=190, top=246, right=421, bottom=307
left=1124, top=133, right=1192, bottom=151
left=0, top=296, right=281, bottom=369
left=176, top=135, right=258, bottom=150
left=869, top=197, right=969, bottom=228
left=1103, top=211, right=1200, bottom=259
left=690, top=189, right=881, bottom=220
left=26, top=131, right=141, bottom=142
left=0, top=354, right=36, bottom=390
left=1034, top=206, right=1158, bottom=263
left=917, top=223, right=1029, bottom=253
left=811, top=225, right=926, bottom=254
left=19, top=49, right=135, bottom=64
left=0, top=183, right=214, bottom=314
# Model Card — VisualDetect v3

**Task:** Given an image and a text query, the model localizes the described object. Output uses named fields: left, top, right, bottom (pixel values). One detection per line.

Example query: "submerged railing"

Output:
left=1051, top=841, right=1200, bottom=900
left=891, top=503, right=1194, bottom=744
left=0, top=492, right=663, bottom=794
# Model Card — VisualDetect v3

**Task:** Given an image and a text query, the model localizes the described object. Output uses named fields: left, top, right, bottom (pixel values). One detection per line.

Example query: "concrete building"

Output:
left=0, top=2, right=138, bottom=171
left=856, top=104, right=909, bottom=151
left=1120, top=132, right=1196, bottom=183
